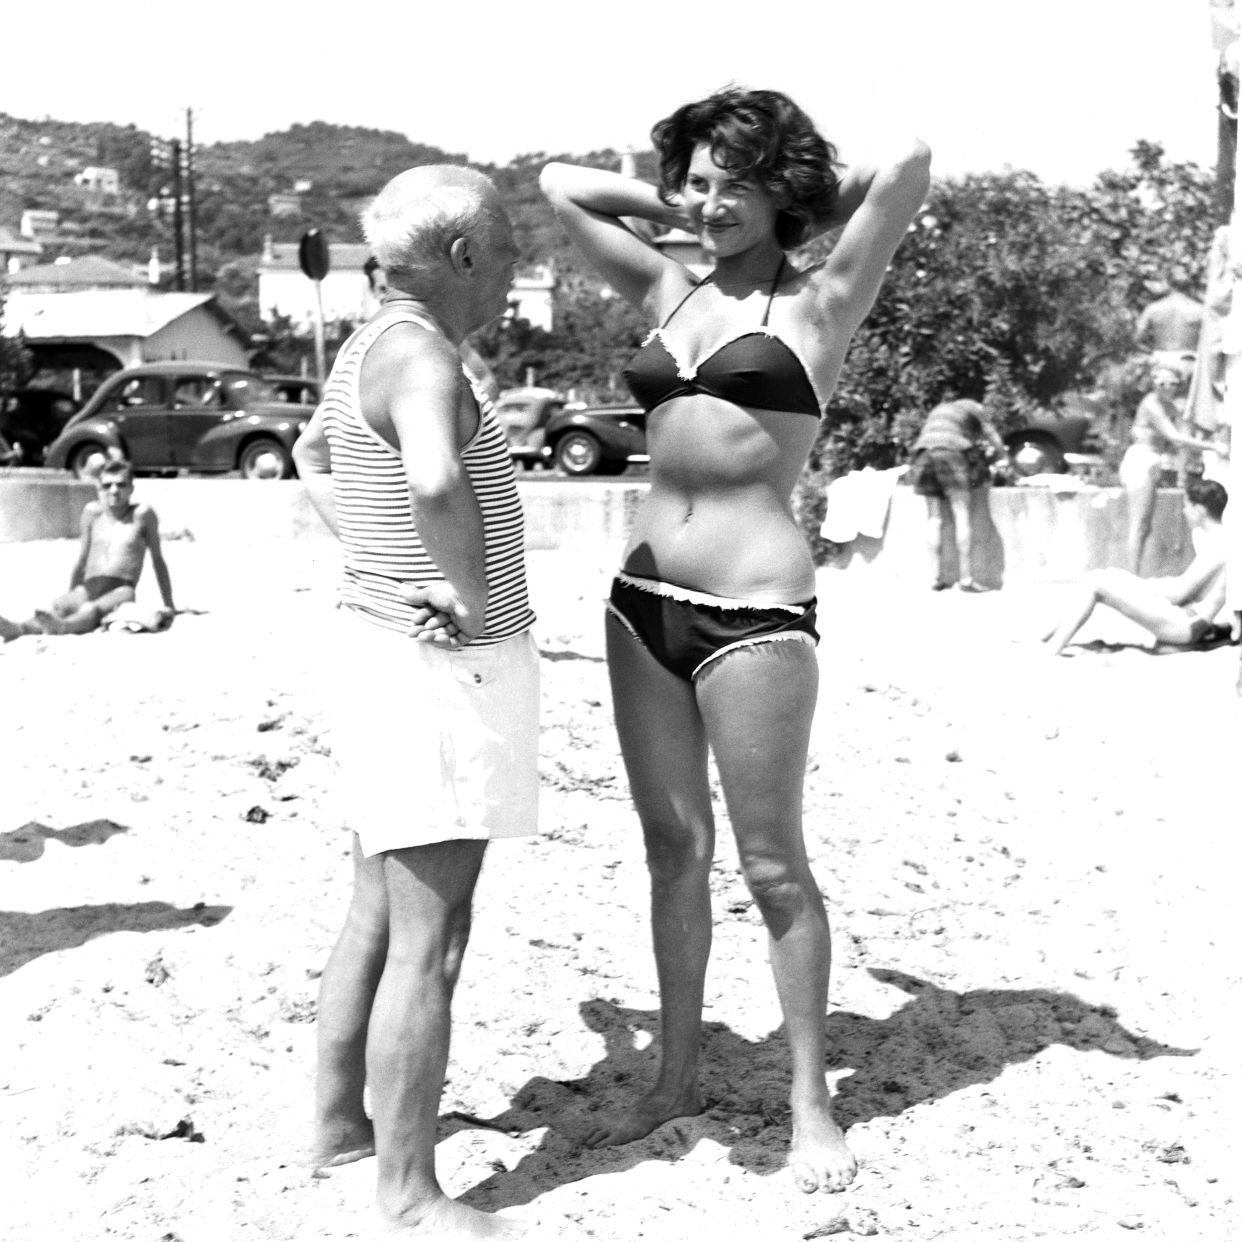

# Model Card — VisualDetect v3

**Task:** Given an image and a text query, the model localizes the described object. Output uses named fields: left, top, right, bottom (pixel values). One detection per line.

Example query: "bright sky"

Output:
left=0, top=0, right=1226, bottom=185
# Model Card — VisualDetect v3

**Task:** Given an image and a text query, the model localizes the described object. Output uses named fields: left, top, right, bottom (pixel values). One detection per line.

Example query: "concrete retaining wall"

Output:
left=0, top=474, right=1194, bottom=584
left=827, top=486, right=1193, bottom=585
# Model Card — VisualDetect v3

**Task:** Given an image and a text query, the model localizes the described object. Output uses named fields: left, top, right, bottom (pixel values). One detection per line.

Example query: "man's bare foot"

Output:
left=305, top=1117, right=375, bottom=1171
left=378, top=1194, right=524, bottom=1239
left=32, top=610, right=66, bottom=635
left=788, top=1099, right=856, bottom=1194
left=582, top=1084, right=704, bottom=1149
left=0, top=614, right=23, bottom=641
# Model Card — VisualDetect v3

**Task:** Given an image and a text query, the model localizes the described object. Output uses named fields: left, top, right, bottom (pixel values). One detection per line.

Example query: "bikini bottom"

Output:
left=606, top=571, right=819, bottom=683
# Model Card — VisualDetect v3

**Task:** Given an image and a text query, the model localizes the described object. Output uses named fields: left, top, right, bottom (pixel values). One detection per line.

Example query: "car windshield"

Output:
left=222, top=374, right=278, bottom=405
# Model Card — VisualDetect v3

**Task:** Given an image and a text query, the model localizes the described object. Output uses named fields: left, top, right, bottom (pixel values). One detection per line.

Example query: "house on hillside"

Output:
left=6, top=254, right=149, bottom=293
left=74, top=166, right=120, bottom=195
left=267, top=193, right=302, bottom=218
left=0, top=226, right=43, bottom=273
left=2, top=289, right=251, bottom=373
left=20, top=209, right=59, bottom=241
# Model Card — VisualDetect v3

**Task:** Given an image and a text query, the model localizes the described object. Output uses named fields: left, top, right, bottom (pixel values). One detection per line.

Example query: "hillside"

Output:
left=0, top=112, right=645, bottom=285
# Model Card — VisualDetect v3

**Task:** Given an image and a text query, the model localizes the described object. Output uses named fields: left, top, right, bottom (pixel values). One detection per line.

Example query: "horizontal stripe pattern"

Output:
left=320, top=311, right=533, bottom=644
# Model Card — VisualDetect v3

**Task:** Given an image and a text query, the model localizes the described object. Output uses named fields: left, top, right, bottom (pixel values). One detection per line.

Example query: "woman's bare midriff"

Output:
left=621, top=396, right=820, bottom=602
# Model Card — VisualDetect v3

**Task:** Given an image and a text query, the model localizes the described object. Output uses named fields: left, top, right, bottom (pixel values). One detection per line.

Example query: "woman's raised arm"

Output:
left=812, top=139, right=932, bottom=332
left=539, top=162, right=691, bottom=311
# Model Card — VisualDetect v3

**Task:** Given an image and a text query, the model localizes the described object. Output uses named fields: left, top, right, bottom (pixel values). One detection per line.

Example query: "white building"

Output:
left=74, top=166, right=120, bottom=195
left=20, top=209, right=59, bottom=241
left=257, top=239, right=379, bottom=326
left=3, top=289, right=251, bottom=370
left=258, top=240, right=558, bottom=332
left=508, top=266, right=555, bottom=332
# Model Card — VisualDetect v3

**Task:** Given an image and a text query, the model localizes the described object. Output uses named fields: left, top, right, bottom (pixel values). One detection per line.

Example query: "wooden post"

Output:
left=312, top=279, right=327, bottom=385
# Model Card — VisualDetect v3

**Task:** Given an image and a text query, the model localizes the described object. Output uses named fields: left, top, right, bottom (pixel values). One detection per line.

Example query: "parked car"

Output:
left=1003, top=397, right=1106, bottom=477
left=44, top=363, right=311, bottom=480
left=545, top=403, right=648, bottom=475
left=493, top=387, right=565, bottom=467
left=0, top=388, right=81, bottom=465
left=266, top=375, right=322, bottom=406
left=493, top=388, right=649, bottom=475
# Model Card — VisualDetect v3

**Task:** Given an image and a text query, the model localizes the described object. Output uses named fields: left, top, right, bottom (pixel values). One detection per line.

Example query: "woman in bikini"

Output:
left=1120, top=366, right=1206, bottom=574
left=541, top=88, right=929, bottom=1193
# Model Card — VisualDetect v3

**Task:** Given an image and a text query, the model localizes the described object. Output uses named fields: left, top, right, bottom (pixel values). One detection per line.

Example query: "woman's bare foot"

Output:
left=378, top=1194, right=524, bottom=1239
left=305, top=1117, right=376, bottom=1171
left=788, top=1099, right=856, bottom=1194
left=582, top=1083, right=704, bottom=1149
left=0, top=614, right=24, bottom=641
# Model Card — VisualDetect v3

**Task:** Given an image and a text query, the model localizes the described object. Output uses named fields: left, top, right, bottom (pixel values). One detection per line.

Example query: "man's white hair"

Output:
left=362, top=165, right=507, bottom=293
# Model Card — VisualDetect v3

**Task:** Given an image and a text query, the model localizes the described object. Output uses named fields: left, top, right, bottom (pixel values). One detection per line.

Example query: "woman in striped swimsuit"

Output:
left=542, top=88, right=930, bottom=1194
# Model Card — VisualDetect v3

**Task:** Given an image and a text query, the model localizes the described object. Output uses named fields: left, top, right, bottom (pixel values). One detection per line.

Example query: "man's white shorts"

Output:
left=331, top=606, right=539, bottom=856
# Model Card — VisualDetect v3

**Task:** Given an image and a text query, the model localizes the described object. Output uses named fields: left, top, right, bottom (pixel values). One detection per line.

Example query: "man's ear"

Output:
left=449, top=236, right=474, bottom=277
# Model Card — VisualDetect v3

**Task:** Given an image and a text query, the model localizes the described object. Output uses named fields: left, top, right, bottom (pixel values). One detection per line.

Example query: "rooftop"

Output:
left=3, top=290, right=224, bottom=340
left=258, top=242, right=373, bottom=273
left=6, top=254, right=147, bottom=290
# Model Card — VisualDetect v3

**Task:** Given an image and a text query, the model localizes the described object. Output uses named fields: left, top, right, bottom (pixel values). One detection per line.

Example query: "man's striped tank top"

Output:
left=319, top=309, right=534, bottom=645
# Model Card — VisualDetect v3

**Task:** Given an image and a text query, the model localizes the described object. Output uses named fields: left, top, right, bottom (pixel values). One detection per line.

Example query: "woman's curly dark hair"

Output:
left=651, top=87, right=841, bottom=249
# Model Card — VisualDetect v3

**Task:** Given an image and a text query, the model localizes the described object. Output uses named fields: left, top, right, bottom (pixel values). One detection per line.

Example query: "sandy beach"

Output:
left=0, top=534, right=1235, bottom=1241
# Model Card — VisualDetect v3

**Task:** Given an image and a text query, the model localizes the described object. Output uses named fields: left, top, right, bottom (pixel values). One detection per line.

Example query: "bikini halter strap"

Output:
left=659, top=255, right=787, bottom=330
left=761, top=255, right=786, bottom=327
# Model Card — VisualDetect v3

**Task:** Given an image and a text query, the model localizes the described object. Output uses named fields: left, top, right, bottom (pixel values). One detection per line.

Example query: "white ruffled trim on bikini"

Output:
left=615, top=571, right=807, bottom=614
left=641, top=327, right=828, bottom=412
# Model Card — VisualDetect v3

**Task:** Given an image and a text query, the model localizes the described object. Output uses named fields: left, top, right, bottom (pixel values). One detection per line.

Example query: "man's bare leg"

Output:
left=583, top=615, right=713, bottom=1149
left=0, top=614, right=32, bottom=641
left=945, top=487, right=977, bottom=589
left=1044, top=568, right=1196, bottom=656
left=699, top=642, right=856, bottom=1195
left=924, top=497, right=950, bottom=588
left=34, top=584, right=134, bottom=636
left=1234, top=612, right=1242, bottom=698
left=369, top=839, right=521, bottom=1239
left=309, top=835, right=386, bottom=1170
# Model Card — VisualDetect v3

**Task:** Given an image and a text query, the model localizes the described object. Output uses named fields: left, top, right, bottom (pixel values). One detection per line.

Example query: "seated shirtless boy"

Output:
left=0, top=459, right=175, bottom=641
left=1042, top=477, right=1229, bottom=656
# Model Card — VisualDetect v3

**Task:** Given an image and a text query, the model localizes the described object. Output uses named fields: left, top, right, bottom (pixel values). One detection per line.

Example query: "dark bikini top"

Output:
left=623, top=257, right=822, bottom=418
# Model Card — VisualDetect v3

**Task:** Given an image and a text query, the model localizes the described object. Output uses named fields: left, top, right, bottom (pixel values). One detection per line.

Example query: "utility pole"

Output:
left=185, top=108, right=198, bottom=292
left=170, top=137, right=185, bottom=292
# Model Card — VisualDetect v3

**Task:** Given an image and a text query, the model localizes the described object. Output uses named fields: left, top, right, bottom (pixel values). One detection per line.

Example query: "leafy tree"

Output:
left=0, top=279, right=33, bottom=402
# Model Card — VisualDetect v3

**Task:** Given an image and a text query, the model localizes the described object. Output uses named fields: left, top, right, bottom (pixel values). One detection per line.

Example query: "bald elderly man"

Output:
left=295, top=167, right=534, bottom=1240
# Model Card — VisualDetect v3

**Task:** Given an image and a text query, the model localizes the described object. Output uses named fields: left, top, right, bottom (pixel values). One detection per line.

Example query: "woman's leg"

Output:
left=584, top=612, right=716, bottom=1148
left=1125, top=463, right=1159, bottom=575
left=696, top=640, right=856, bottom=1194
left=309, top=834, right=387, bottom=1169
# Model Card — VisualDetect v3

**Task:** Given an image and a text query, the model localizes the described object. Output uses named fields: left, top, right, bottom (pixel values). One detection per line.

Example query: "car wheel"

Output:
left=1007, top=435, right=1066, bottom=477
left=69, top=443, right=109, bottom=479
left=555, top=431, right=603, bottom=476
left=238, top=438, right=293, bottom=480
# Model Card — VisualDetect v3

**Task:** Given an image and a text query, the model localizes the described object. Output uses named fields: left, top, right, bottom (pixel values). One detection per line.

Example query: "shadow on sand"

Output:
left=0, top=818, right=130, bottom=863
left=450, top=968, right=1195, bottom=1212
left=0, top=901, right=232, bottom=977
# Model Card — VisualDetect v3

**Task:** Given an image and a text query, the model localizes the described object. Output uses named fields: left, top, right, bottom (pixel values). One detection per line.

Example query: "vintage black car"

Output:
left=545, top=404, right=648, bottom=475
left=45, top=363, right=312, bottom=480
left=266, top=375, right=322, bottom=407
left=0, top=388, right=80, bottom=465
